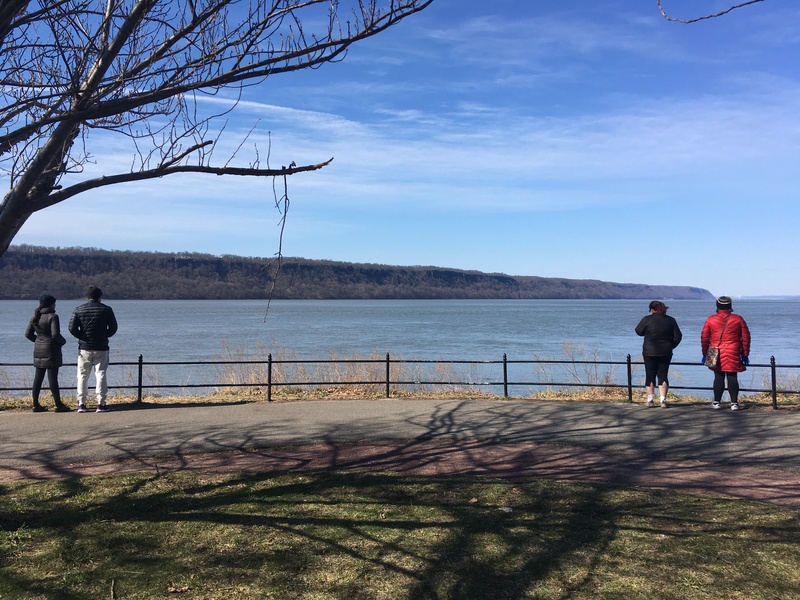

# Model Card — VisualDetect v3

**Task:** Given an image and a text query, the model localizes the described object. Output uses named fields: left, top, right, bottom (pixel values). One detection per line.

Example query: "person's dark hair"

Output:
left=87, top=286, right=103, bottom=300
left=33, top=294, right=56, bottom=323
left=648, top=300, right=667, bottom=316
left=716, top=295, right=733, bottom=311
left=39, top=294, right=56, bottom=308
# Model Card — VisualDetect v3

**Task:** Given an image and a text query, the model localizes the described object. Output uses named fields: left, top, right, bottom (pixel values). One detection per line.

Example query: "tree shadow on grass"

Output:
left=3, top=395, right=800, bottom=595
left=2, top=469, right=800, bottom=599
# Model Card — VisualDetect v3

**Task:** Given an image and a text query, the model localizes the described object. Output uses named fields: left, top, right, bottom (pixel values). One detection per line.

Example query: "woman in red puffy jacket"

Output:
left=701, top=296, right=751, bottom=411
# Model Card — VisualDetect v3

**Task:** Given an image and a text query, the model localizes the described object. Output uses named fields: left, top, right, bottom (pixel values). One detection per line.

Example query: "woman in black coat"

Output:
left=25, top=294, right=70, bottom=412
left=635, top=300, right=683, bottom=408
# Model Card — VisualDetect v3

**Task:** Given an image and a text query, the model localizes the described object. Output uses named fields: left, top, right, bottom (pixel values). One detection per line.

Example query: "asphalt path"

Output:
left=2, top=399, right=800, bottom=480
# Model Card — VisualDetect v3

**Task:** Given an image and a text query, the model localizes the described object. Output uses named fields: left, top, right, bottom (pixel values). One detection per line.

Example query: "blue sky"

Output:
left=13, top=0, right=800, bottom=296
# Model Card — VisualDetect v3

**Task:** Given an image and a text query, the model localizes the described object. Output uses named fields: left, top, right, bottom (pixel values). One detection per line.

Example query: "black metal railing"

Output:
left=2, top=353, right=799, bottom=409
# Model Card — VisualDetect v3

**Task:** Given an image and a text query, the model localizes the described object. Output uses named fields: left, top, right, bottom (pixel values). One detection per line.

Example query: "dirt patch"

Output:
left=2, top=438, right=800, bottom=510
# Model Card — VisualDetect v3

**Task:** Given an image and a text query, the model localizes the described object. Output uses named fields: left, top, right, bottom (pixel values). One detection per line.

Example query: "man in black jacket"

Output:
left=69, top=286, right=118, bottom=412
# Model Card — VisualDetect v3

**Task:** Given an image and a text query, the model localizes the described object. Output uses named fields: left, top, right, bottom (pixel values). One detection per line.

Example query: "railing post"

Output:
left=386, top=353, right=391, bottom=398
left=267, top=353, right=273, bottom=402
left=626, top=354, right=633, bottom=403
left=503, top=353, right=509, bottom=398
left=771, top=355, right=777, bottom=410
left=137, top=354, right=143, bottom=404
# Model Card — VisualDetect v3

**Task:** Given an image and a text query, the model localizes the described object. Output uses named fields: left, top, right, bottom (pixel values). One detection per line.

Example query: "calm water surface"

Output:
left=2, top=299, right=799, bottom=397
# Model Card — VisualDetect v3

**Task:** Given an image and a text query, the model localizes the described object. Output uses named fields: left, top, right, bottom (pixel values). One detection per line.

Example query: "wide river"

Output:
left=2, top=299, right=799, bottom=398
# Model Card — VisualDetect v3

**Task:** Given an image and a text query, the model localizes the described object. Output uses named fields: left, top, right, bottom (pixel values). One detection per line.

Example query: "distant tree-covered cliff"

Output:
left=0, top=245, right=714, bottom=300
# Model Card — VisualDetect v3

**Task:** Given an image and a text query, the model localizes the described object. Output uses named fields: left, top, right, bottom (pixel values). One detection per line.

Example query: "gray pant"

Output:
left=76, top=350, right=109, bottom=405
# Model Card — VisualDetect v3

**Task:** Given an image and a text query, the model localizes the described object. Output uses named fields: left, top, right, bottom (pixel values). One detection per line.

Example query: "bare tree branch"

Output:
left=657, top=0, right=764, bottom=24
left=31, top=157, right=334, bottom=211
left=0, top=0, right=434, bottom=256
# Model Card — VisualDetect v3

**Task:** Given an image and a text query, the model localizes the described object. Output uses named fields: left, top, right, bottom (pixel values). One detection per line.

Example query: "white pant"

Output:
left=76, top=350, right=110, bottom=405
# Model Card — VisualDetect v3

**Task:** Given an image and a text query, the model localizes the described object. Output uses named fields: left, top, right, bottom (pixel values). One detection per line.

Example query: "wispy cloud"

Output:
left=9, top=1, right=800, bottom=295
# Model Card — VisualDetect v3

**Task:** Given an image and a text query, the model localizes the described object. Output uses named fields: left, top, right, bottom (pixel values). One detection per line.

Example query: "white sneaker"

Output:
left=646, top=400, right=654, bottom=407
left=731, top=403, right=741, bottom=411
left=711, top=402, right=721, bottom=410
left=660, top=400, right=668, bottom=408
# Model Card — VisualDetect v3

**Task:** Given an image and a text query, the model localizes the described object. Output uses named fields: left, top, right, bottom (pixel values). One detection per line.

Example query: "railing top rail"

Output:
left=2, top=357, right=798, bottom=368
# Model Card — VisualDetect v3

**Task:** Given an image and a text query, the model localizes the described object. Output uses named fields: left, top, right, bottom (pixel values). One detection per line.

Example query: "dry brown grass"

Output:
left=4, top=386, right=797, bottom=412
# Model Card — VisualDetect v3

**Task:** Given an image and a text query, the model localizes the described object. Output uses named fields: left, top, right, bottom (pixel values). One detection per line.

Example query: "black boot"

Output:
left=32, top=403, right=47, bottom=412
left=54, top=403, right=71, bottom=412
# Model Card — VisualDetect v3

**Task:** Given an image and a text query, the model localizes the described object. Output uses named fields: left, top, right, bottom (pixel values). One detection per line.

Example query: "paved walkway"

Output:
left=2, top=399, right=800, bottom=508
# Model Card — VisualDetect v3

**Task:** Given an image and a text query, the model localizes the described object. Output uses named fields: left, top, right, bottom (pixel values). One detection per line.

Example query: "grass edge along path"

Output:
left=2, top=469, right=800, bottom=599
left=2, top=388, right=799, bottom=412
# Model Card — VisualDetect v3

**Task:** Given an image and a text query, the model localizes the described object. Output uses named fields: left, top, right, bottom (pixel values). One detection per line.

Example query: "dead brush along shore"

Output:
left=1, top=387, right=797, bottom=412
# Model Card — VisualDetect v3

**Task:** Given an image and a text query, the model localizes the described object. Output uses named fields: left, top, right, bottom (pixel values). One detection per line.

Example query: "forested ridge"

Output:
left=0, top=246, right=713, bottom=300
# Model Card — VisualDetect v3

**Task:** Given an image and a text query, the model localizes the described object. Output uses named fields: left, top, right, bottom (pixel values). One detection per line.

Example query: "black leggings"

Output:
left=713, top=371, right=739, bottom=403
left=643, top=355, right=671, bottom=387
left=32, top=367, right=61, bottom=405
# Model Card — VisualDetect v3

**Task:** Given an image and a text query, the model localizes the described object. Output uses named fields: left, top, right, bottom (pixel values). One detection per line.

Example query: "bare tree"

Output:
left=657, top=0, right=764, bottom=23
left=0, top=0, right=433, bottom=256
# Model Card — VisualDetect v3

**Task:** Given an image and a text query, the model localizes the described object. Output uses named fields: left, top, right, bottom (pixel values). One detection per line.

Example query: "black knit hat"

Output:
left=38, top=294, right=56, bottom=308
left=716, top=295, right=733, bottom=310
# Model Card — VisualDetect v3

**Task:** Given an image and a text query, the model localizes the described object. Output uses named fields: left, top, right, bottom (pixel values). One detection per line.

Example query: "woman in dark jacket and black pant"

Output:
left=635, top=300, right=683, bottom=408
left=25, top=294, right=70, bottom=412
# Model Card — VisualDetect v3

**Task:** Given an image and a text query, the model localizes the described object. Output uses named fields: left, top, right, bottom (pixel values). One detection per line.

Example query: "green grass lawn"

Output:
left=1, top=470, right=799, bottom=599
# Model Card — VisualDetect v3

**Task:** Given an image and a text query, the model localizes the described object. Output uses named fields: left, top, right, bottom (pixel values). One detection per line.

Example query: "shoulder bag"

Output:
left=706, top=314, right=731, bottom=369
